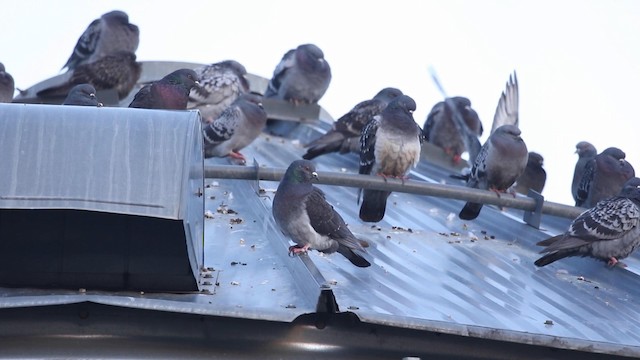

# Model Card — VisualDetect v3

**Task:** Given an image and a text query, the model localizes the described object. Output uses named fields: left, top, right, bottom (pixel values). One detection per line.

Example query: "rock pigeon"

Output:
left=0, top=62, right=14, bottom=103
left=571, top=141, right=598, bottom=205
left=302, top=87, right=403, bottom=160
left=39, top=51, right=141, bottom=101
left=576, top=147, right=636, bottom=208
left=458, top=124, right=528, bottom=220
left=264, top=44, right=332, bottom=136
left=62, top=84, right=103, bottom=107
left=129, top=69, right=200, bottom=110
left=62, top=10, right=139, bottom=71
left=272, top=160, right=371, bottom=267
left=535, top=177, right=640, bottom=267
left=203, top=93, right=267, bottom=162
left=358, top=95, right=422, bottom=222
left=423, top=96, right=483, bottom=164
left=188, top=60, right=250, bottom=123
left=489, top=72, right=519, bottom=134
left=513, top=152, right=546, bottom=195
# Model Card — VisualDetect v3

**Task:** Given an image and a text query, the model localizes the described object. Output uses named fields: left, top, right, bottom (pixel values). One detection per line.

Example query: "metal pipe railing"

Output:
left=204, top=164, right=584, bottom=220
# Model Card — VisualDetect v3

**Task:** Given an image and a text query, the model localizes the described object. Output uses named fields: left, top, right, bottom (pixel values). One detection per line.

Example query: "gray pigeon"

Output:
left=513, top=152, right=546, bottom=195
left=129, top=69, right=200, bottom=110
left=535, top=177, right=640, bottom=267
left=571, top=141, right=597, bottom=205
left=489, top=72, right=519, bottom=134
left=272, top=160, right=371, bottom=267
left=63, top=10, right=139, bottom=71
left=0, top=62, right=15, bottom=103
left=576, top=147, right=636, bottom=208
left=264, top=44, right=332, bottom=136
left=188, top=60, right=250, bottom=123
left=203, top=93, right=267, bottom=162
left=62, top=84, right=103, bottom=107
left=359, top=95, right=422, bottom=222
left=39, top=51, right=141, bottom=101
left=459, top=124, right=528, bottom=220
left=302, top=87, right=403, bottom=160
left=423, top=96, right=483, bottom=164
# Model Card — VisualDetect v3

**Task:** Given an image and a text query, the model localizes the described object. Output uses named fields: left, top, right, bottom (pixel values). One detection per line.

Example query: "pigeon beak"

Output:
left=90, top=93, right=96, bottom=98
left=97, top=102, right=104, bottom=107
left=195, top=80, right=200, bottom=86
left=311, top=171, right=318, bottom=180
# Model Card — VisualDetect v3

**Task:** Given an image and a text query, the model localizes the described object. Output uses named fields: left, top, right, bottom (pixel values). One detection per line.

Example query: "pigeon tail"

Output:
left=459, top=202, right=483, bottom=220
left=534, top=250, right=576, bottom=267
left=359, top=189, right=390, bottom=222
left=337, top=245, right=371, bottom=267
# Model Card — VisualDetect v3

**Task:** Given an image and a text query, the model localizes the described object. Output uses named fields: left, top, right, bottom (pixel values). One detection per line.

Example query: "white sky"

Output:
left=1, top=0, right=638, bottom=206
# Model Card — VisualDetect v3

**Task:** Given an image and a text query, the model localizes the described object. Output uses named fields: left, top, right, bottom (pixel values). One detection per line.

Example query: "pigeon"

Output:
left=62, top=84, right=103, bottom=107
left=272, top=160, right=371, bottom=267
left=358, top=95, right=422, bottom=222
left=576, top=147, right=635, bottom=208
left=203, top=93, right=267, bottom=162
left=535, top=177, right=640, bottom=267
left=489, top=72, right=519, bottom=134
left=188, top=60, right=250, bottom=123
left=129, top=69, right=200, bottom=110
left=62, top=10, right=140, bottom=71
left=423, top=96, right=483, bottom=164
left=264, top=44, right=332, bottom=136
left=513, top=152, right=546, bottom=195
left=0, top=62, right=14, bottom=103
left=302, top=87, right=403, bottom=160
left=571, top=141, right=598, bottom=205
left=458, top=124, right=528, bottom=220
left=39, top=51, right=141, bottom=101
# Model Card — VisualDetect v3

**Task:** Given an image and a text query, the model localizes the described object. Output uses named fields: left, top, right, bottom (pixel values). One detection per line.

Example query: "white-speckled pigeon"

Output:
left=359, top=95, right=422, bottom=222
left=572, top=141, right=598, bottom=205
left=129, top=69, right=200, bottom=110
left=272, top=160, right=371, bottom=267
left=423, top=96, right=483, bottom=164
left=40, top=51, right=141, bottom=101
left=303, top=87, right=403, bottom=160
left=0, top=62, right=14, bottom=103
left=188, top=60, right=250, bottom=123
left=264, top=43, right=331, bottom=136
left=576, top=147, right=636, bottom=208
left=458, top=124, right=528, bottom=220
left=62, top=84, right=103, bottom=107
left=63, top=10, right=139, bottom=71
left=535, top=177, right=640, bottom=267
left=513, top=152, right=546, bottom=195
left=203, top=93, right=267, bottom=162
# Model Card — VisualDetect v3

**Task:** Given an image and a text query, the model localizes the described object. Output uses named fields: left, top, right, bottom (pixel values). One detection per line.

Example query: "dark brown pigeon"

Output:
left=129, top=69, right=200, bottom=110
left=535, top=177, right=640, bottom=267
left=39, top=51, right=141, bottom=101
left=302, top=87, right=403, bottom=160
left=63, top=10, right=139, bottom=71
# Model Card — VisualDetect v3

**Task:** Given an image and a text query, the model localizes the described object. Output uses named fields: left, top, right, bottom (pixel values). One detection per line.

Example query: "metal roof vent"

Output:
left=0, top=103, right=204, bottom=292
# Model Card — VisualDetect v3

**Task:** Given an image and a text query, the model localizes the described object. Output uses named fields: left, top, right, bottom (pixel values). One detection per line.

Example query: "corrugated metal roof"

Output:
left=3, top=62, right=640, bottom=358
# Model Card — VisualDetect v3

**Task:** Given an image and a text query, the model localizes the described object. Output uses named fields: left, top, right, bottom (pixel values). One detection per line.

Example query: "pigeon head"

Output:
left=575, top=141, right=597, bottom=157
left=164, top=69, right=200, bottom=90
left=103, top=10, right=132, bottom=25
left=620, top=177, right=640, bottom=201
left=296, top=44, right=329, bottom=72
left=494, top=124, right=521, bottom=138
left=285, top=160, right=318, bottom=184
left=0, top=62, right=5, bottom=72
left=601, top=147, right=626, bottom=160
left=528, top=152, right=544, bottom=167
left=373, top=87, right=403, bottom=104
left=450, top=96, right=472, bottom=107
left=386, top=95, right=417, bottom=114
left=74, top=84, right=97, bottom=98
